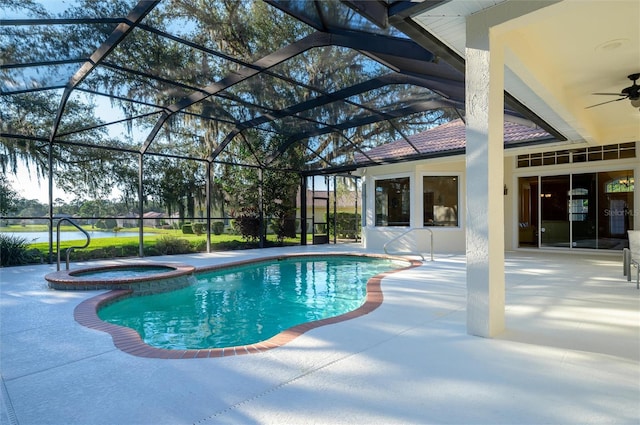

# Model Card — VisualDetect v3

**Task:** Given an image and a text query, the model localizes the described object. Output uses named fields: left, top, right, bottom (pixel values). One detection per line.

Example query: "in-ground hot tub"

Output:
left=45, top=263, right=196, bottom=293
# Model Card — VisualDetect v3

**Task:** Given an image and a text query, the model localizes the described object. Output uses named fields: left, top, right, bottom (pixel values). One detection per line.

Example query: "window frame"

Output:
left=373, top=174, right=412, bottom=227
left=421, top=172, right=461, bottom=228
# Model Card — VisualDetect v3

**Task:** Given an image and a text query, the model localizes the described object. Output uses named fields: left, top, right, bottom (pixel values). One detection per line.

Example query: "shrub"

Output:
left=144, top=245, right=160, bottom=257
left=104, top=218, right=117, bottom=230
left=155, top=235, right=192, bottom=255
left=182, top=223, right=194, bottom=234
left=191, top=239, right=207, bottom=252
left=1, top=234, right=33, bottom=266
left=86, top=248, right=107, bottom=260
left=192, top=222, right=207, bottom=235
left=121, top=245, right=140, bottom=257
left=212, top=221, right=224, bottom=235
left=213, top=239, right=257, bottom=250
left=232, top=207, right=261, bottom=242
left=26, top=248, right=43, bottom=263
left=270, top=212, right=296, bottom=244
left=328, top=212, right=361, bottom=239
left=95, top=218, right=118, bottom=230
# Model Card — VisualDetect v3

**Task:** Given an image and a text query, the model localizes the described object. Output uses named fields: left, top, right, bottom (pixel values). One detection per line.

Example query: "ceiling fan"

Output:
left=586, top=73, right=640, bottom=109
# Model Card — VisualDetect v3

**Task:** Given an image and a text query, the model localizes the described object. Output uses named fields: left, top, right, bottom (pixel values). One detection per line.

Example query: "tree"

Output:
left=0, top=176, right=20, bottom=216
left=2, top=0, right=457, bottom=233
left=1, top=90, right=140, bottom=202
left=144, top=157, right=206, bottom=223
left=16, top=199, right=47, bottom=218
left=263, top=169, right=300, bottom=243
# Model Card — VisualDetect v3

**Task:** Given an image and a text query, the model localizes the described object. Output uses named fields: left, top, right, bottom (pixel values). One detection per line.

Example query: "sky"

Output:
left=7, top=164, right=66, bottom=204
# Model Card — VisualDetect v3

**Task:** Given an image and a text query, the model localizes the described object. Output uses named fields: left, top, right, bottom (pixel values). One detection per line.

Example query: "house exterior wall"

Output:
left=504, top=154, right=516, bottom=251
left=358, top=143, right=638, bottom=255
left=360, top=156, right=467, bottom=255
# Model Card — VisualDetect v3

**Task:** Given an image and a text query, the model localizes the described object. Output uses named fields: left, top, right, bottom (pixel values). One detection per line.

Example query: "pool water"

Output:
left=98, top=256, right=405, bottom=350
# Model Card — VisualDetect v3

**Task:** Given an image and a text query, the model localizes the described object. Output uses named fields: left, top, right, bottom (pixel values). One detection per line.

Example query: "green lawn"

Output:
left=2, top=223, right=349, bottom=265
left=21, top=229, right=304, bottom=262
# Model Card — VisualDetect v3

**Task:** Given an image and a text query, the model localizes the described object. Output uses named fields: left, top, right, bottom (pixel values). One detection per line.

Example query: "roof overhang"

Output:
left=394, top=0, right=639, bottom=146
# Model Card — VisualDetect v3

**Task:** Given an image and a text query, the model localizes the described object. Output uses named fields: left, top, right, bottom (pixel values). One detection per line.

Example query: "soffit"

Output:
left=410, top=0, right=640, bottom=146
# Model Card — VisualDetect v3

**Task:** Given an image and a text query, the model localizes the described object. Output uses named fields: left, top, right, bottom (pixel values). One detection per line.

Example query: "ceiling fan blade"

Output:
left=585, top=97, right=627, bottom=109
left=592, top=92, right=626, bottom=96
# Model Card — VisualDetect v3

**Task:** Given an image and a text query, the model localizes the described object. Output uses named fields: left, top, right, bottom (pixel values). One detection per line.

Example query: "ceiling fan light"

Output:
left=631, top=98, right=640, bottom=108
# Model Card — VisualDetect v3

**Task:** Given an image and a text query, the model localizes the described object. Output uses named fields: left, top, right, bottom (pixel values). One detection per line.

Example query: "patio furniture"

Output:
left=628, top=230, right=640, bottom=289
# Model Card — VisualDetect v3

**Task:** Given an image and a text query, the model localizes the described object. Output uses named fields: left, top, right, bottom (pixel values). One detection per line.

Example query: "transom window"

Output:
left=517, top=142, right=636, bottom=168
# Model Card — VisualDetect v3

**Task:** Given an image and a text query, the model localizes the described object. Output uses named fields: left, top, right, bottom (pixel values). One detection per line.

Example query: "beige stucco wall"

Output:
left=358, top=142, right=639, bottom=255
left=359, top=156, right=467, bottom=255
left=504, top=155, right=516, bottom=250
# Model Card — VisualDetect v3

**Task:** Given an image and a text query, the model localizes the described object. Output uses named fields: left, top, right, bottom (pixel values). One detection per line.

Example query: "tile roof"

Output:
left=355, top=118, right=554, bottom=164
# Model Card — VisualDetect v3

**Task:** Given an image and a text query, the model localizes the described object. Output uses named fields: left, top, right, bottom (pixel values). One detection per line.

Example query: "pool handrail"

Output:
left=383, top=227, right=434, bottom=261
left=56, top=218, right=91, bottom=271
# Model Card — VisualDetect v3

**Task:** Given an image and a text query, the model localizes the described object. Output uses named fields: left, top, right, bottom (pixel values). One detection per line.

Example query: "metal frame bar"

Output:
left=3, top=0, right=559, bottom=169
left=2, top=18, right=126, bottom=26
left=0, top=0, right=571, bottom=262
left=271, top=99, right=462, bottom=162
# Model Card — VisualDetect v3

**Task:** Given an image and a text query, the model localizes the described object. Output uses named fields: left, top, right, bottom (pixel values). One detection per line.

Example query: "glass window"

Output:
left=375, top=177, right=410, bottom=226
left=518, top=176, right=538, bottom=247
left=605, top=175, right=635, bottom=193
left=600, top=171, right=634, bottom=240
left=517, top=155, right=529, bottom=168
left=423, top=176, right=458, bottom=227
left=556, top=150, right=570, bottom=164
left=543, top=151, right=556, bottom=165
left=540, top=175, right=570, bottom=247
left=619, top=142, right=636, bottom=159
left=570, top=174, right=596, bottom=248
left=573, top=149, right=586, bottom=163
left=530, top=153, right=542, bottom=166
left=588, top=146, right=602, bottom=161
left=603, top=144, right=618, bottom=160
left=569, top=188, right=589, bottom=222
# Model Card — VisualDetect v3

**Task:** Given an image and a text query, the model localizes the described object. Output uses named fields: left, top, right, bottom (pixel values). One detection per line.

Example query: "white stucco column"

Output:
left=465, top=20, right=506, bottom=337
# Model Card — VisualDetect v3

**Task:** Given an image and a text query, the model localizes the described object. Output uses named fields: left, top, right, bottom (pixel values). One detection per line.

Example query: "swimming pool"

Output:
left=76, top=254, right=419, bottom=358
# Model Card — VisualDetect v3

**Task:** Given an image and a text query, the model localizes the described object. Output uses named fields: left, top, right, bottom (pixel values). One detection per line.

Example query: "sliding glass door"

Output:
left=570, top=173, right=597, bottom=248
left=540, top=175, right=570, bottom=247
left=518, top=170, right=634, bottom=250
left=597, top=170, right=634, bottom=249
left=518, top=177, right=538, bottom=247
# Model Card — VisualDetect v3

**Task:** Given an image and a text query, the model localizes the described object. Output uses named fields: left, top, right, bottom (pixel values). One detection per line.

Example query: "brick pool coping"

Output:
left=73, top=254, right=422, bottom=359
left=46, top=262, right=195, bottom=291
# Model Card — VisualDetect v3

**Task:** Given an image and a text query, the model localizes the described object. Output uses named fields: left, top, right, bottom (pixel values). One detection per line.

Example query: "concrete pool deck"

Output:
left=1, top=245, right=638, bottom=424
